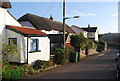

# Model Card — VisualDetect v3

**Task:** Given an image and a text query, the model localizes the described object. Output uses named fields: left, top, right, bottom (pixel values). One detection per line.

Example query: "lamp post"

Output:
left=63, top=16, right=79, bottom=50
left=63, top=1, right=79, bottom=50
left=63, top=0, right=79, bottom=50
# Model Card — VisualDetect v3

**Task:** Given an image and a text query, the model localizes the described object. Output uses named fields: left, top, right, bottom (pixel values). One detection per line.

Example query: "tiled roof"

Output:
left=0, top=0, right=11, bottom=8
left=18, top=13, right=75, bottom=33
left=6, top=25, right=47, bottom=36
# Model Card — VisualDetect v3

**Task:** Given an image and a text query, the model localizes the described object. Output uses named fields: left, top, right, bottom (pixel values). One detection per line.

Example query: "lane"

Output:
left=23, top=49, right=118, bottom=79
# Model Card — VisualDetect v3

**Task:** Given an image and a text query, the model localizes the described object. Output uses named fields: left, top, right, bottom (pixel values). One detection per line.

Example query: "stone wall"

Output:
left=80, top=49, right=97, bottom=59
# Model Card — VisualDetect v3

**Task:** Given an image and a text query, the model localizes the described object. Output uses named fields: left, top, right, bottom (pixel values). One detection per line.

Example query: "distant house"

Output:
left=71, top=25, right=88, bottom=38
left=82, top=24, right=99, bottom=41
left=0, top=1, right=50, bottom=65
left=71, top=24, right=99, bottom=41
left=18, top=13, right=75, bottom=34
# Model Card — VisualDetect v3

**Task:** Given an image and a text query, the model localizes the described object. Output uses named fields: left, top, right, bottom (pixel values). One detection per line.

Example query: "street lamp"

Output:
left=63, top=0, right=79, bottom=50
left=63, top=16, right=79, bottom=50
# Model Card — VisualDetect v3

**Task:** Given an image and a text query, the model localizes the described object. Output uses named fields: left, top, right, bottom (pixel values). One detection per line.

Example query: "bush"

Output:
left=65, top=45, right=74, bottom=62
left=53, top=48, right=64, bottom=64
left=22, top=64, right=36, bottom=75
left=2, top=65, right=24, bottom=80
left=97, top=41, right=107, bottom=52
left=34, top=60, right=50, bottom=71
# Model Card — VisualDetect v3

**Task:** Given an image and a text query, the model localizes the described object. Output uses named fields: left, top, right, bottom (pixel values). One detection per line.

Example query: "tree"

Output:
left=71, top=33, right=98, bottom=55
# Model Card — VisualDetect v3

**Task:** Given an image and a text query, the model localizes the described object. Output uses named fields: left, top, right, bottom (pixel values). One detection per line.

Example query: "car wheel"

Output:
left=116, top=69, right=120, bottom=79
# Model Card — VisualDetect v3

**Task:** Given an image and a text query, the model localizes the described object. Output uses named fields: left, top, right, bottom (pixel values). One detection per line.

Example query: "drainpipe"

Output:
left=27, top=37, right=29, bottom=64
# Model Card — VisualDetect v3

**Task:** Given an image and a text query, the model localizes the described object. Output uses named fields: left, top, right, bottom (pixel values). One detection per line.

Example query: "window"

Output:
left=91, top=34, right=92, bottom=36
left=30, top=39, right=39, bottom=51
left=8, top=38, right=17, bottom=45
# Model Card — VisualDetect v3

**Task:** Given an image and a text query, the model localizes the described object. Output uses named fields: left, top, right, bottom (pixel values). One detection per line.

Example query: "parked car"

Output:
left=116, top=63, right=120, bottom=79
left=115, top=52, right=120, bottom=62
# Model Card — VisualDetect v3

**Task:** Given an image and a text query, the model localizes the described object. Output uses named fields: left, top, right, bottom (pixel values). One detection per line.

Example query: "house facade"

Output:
left=0, top=1, right=50, bottom=65
left=71, top=24, right=99, bottom=41
left=82, top=24, right=99, bottom=41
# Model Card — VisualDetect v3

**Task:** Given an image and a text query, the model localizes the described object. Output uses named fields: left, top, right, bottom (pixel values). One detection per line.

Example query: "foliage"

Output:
left=53, top=48, right=65, bottom=64
left=71, top=33, right=97, bottom=50
left=70, top=34, right=80, bottom=48
left=2, top=65, right=24, bottom=80
left=69, top=52, right=76, bottom=62
left=34, top=60, right=53, bottom=71
left=22, top=64, right=36, bottom=75
left=101, top=33, right=119, bottom=47
left=65, top=45, right=74, bottom=63
left=2, top=43, right=18, bottom=65
left=96, top=41, right=107, bottom=52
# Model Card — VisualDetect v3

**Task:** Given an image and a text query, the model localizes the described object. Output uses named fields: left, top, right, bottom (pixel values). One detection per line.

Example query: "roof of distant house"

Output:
left=71, top=25, right=87, bottom=32
left=48, top=34, right=68, bottom=43
left=6, top=25, right=47, bottom=37
left=0, top=0, right=11, bottom=8
left=18, top=13, right=75, bottom=33
left=82, top=27, right=97, bottom=32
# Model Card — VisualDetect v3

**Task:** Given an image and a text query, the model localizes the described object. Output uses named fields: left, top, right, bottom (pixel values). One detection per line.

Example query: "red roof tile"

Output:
left=6, top=25, right=47, bottom=35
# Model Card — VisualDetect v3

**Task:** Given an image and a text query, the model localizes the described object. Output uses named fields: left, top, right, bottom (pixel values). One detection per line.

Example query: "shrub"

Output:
left=53, top=48, right=64, bottom=64
left=34, top=60, right=51, bottom=71
left=22, top=64, right=36, bottom=75
left=65, top=45, right=74, bottom=62
left=97, top=41, right=107, bottom=52
left=46, top=60, right=54, bottom=68
left=2, top=65, right=24, bottom=80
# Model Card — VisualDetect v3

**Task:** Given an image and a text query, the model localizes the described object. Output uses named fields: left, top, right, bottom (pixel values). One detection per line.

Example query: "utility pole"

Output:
left=63, top=0, right=66, bottom=50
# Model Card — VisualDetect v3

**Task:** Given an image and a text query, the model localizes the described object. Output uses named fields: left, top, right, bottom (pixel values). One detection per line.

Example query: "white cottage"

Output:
left=71, top=24, right=99, bottom=41
left=0, top=1, right=50, bottom=65
left=82, top=24, right=99, bottom=41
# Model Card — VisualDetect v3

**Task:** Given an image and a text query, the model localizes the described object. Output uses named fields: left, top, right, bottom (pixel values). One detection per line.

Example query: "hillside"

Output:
left=101, top=33, right=120, bottom=49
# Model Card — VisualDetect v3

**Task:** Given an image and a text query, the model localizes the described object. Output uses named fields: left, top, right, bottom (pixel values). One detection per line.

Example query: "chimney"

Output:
left=49, top=15, right=54, bottom=21
left=88, top=24, right=90, bottom=29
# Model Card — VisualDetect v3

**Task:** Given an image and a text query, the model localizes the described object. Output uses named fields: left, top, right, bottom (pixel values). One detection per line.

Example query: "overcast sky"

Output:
left=8, top=1, right=118, bottom=34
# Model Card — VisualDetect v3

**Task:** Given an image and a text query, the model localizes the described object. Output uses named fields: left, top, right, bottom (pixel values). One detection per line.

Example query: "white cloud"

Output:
left=72, top=10, right=96, bottom=17
left=112, top=13, right=118, bottom=17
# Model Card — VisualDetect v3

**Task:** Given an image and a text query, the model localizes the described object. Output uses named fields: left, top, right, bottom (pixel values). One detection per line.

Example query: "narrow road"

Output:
left=24, top=49, right=118, bottom=79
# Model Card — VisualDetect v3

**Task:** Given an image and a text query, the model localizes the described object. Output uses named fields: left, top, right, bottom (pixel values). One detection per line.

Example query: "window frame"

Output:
left=30, top=38, right=41, bottom=53
left=8, top=38, right=17, bottom=45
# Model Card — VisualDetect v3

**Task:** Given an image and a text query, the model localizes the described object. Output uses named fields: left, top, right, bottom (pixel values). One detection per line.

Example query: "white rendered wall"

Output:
left=6, top=29, right=22, bottom=63
left=0, top=7, right=21, bottom=56
left=87, top=32, right=95, bottom=38
left=27, top=37, right=50, bottom=65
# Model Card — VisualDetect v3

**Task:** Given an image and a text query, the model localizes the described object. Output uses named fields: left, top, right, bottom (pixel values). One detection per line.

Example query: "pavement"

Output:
left=23, top=49, right=118, bottom=79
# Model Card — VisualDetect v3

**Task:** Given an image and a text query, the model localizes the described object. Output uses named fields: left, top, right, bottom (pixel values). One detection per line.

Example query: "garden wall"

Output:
left=80, top=49, right=97, bottom=59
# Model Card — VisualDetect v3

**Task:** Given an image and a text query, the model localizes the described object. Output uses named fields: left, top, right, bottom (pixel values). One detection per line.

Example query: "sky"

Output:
left=8, top=1, right=118, bottom=34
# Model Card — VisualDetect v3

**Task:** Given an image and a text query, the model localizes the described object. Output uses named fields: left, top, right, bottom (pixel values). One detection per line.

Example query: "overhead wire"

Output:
left=42, top=2, right=55, bottom=17
left=55, top=2, right=62, bottom=20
